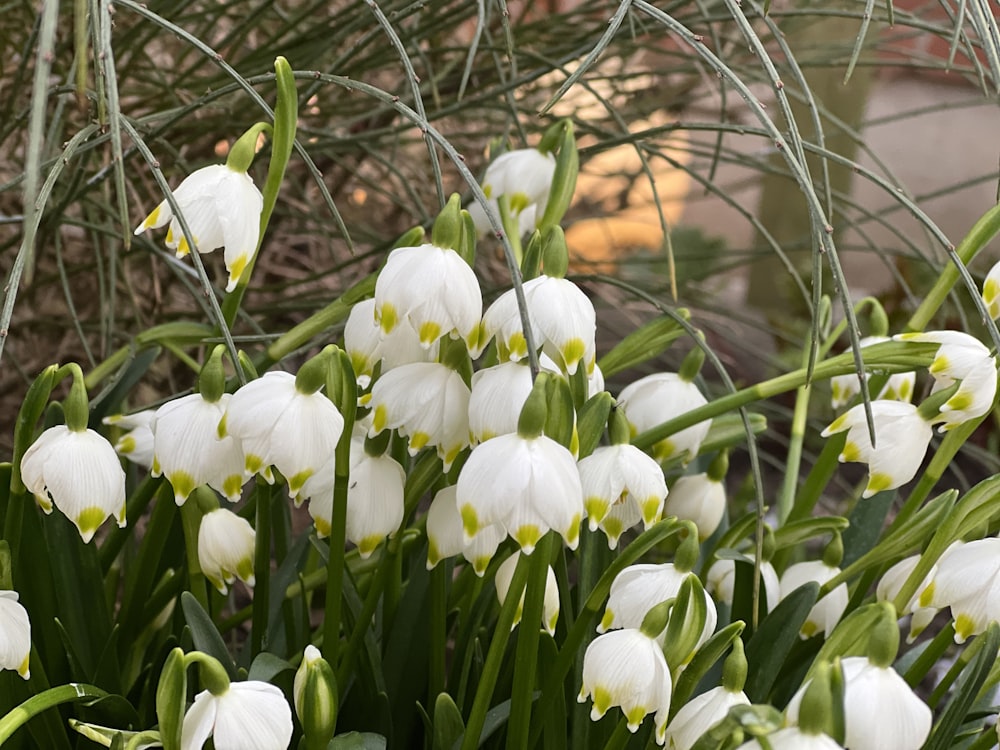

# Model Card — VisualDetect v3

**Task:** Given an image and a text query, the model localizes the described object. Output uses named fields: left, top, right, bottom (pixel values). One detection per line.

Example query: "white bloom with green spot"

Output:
left=344, top=298, right=434, bottom=388
left=579, top=628, right=672, bottom=744
left=20, top=425, right=126, bottom=543
left=821, top=400, right=932, bottom=498
left=663, top=685, right=750, bottom=750
left=923, top=537, right=1000, bottom=643
left=0, top=591, right=31, bottom=679
left=468, top=148, right=556, bottom=237
left=181, top=680, right=293, bottom=750
left=368, top=362, right=470, bottom=470
left=736, top=727, right=843, bottom=750
left=456, top=432, right=583, bottom=554
left=222, top=371, right=344, bottom=506
left=102, top=409, right=157, bottom=469
left=778, top=561, right=848, bottom=639
left=425, top=485, right=505, bottom=575
left=152, top=393, right=248, bottom=505
left=476, top=275, right=596, bottom=376
left=133, top=164, right=263, bottom=293
left=829, top=336, right=915, bottom=409
left=663, top=473, right=726, bottom=541
left=468, top=362, right=534, bottom=444
left=706, top=558, right=780, bottom=614
left=373, top=243, right=482, bottom=350
left=876, top=553, right=942, bottom=643
left=578, top=445, right=667, bottom=549
left=984, top=259, right=1000, bottom=319
left=617, top=373, right=711, bottom=463
left=495, top=553, right=560, bottom=635
left=198, top=508, right=255, bottom=594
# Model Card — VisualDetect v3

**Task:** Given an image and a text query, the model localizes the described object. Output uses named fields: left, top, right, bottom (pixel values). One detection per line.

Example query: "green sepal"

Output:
left=678, top=339, right=706, bottom=382
left=197, top=346, right=227, bottom=403
left=706, top=448, right=729, bottom=482
left=155, top=647, right=187, bottom=750
left=521, top=230, right=543, bottom=280
left=721, top=636, right=748, bottom=693
left=674, top=522, right=701, bottom=572
left=543, top=375, right=575, bottom=449
left=296, top=346, right=335, bottom=395
left=771, top=517, right=849, bottom=552
left=64, top=364, right=90, bottom=432
left=0, top=541, right=12, bottom=590
left=517, top=373, right=550, bottom=440
left=458, top=209, right=477, bottom=266
left=184, top=651, right=232, bottom=696
left=539, top=226, right=569, bottom=279
left=537, top=120, right=577, bottom=232
left=608, top=406, right=630, bottom=446
left=798, top=661, right=838, bottom=738
left=225, top=121, right=272, bottom=173
left=576, top=392, right=613, bottom=459
left=237, top=351, right=259, bottom=381
left=364, top=430, right=392, bottom=458
left=640, top=599, right=674, bottom=639
left=671, top=621, right=745, bottom=713
left=431, top=194, right=464, bottom=253
left=295, top=650, right=338, bottom=749
left=805, top=603, right=884, bottom=681
left=328, top=348, right=357, bottom=473
left=597, top=313, right=689, bottom=378
left=822, top=532, right=844, bottom=568
left=11, top=364, right=57, bottom=493
left=394, top=225, right=427, bottom=250
left=916, top=381, right=960, bottom=421
left=662, top=574, right=709, bottom=670
left=867, top=602, right=899, bottom=669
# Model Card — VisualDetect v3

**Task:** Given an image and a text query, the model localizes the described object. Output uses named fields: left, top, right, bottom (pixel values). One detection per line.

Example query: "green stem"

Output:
left=0, top=684, right=109, bottom=744
left=601, top=718, right=632, bottom=750
left=459, top=554, right=530, bottom=750
left=779, top=383, right=810, bottom=525
left=903, top=623, right=955, bottom=688
left=322, top=472, right=348, bottom=681
left=929, top=636, right=979, bottom=709
left=507, top=535, right=556, bottom=750
left=251, top=479, right=272, bottom=656
left=179, top=500, right=209, bottom=612
left=965, top=728, right=1000, bottom=750
left=429, top=563, right=448, bottom=700
left=498, top=196, right=524, bottom=267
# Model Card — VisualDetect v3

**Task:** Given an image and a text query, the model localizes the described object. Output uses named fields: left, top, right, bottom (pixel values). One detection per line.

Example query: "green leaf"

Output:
left=841, top=491, right=893, bottom=566
left=597, top=314, right=688, bottom=378
left=433, top=694, right=465, bottom=750
left=248, top=652, right=293, bottom=683
left=772, top=517, right=849, bottom=551
left=745, top=582, right=818, bottom=702
left=328, top=732, right=387, bottom=749
left=179, top=592, right=237, bottom=679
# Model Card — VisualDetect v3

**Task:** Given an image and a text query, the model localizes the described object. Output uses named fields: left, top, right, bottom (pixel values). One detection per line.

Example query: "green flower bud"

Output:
left=294, top=645, right=338, bottom=749
left=521, top=230, right=543, bottom=280
left=517, top=373, right=550, bottom=439
left=721, top=637, right=748, bottom=693
left=640, top=598, right=673, bottom=639
left=707, top=449, right=730, bottom=483
left=156, top=648, right=187, bottom=750
left=678, top=339, right=706, bottom=383
left=431, top=194, right=464, bottom=253
left=394, top=225, right=427, bottom=249
left=867, top=602, right=900, bottom=669
left=11, top=364, right=57, bottom=493
left=458, top=209, right=477, bottom=266
left=543, top=375, right=575, bottom=449
left=540, top=225, right=569, bottom=279
left=185, top=651, right=232, bottom=696
left=675, top=521, right=701, bottom=572
left=63, top=364, right=90, bottom=433
left=225, top=122, right=271, bottom=174
left=296, top=346, right=335, bottom=395
left=823, top=532, right=844, bottom=568
left=576, top=392, right=614, bottom=458
left=597, top=312, right=690, bottom=378
left=798, top=661, right=837, bottom=737
left=662, top=575, right=709, bottom=669
left=607, top=405, right=631, bottom=446
left=197, top=346, right=228, bottom=404
left=537, top=120, right=578, bottom=232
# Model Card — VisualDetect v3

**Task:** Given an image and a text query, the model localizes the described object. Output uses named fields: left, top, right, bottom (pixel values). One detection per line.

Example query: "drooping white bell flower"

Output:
left=373, top=243, right=482, bottom=350
left=20, top=425, right=127, bottom=543
left=663, top=473, right=726, bottom=541
left=181, top=680, right=293, bottom=750
left=579, top=628, right=672, bottom=744
left=735, top=727, right=844, bottom=750
left=896, top=330, right=998, bottom=430
left=344, top=298, right=434, bottom=388
left=662, top=685, right=750, bottom=750
left=368, top=362, right=470, bottom=470
left=578, top=444, right=667, bottom=549
left=102, top=410, right=157, bottom=469
left=922, top=537, right=1000, bottom=643
left=829, top=336, right=915, bottom=409
left=495, top=553, right=560, bottom=635
left=134, top=164, right=263, bottom=293
left=598, top=564, right=717, bottom=654
left=468, top=148, right=556, bottom=237
left=617, top=373, right=711, bottom=463
left=198, top=508, right=255, bottom=595
left=306, top=439, right=405, bottom=558
left=476, top=274, right=596, bottom=376
left=468, top=361, right=534, bottom=444
left=821, top=400, right=933, bottom=498
left=875, top=554, right=940, bottom=643
left=221, top=371, right=344, bottom=506
left=426, top=485, right=505, bottom=575
left=706, top=558, right=781, bottom=615
left=152, top=393, right=248, bottom=505
left=785, top=656, right=931, bottom=750
left=456, top=432, right=583, bottom=554
left=982, top=259, right=1000, bottom=319
left=778, top=561, right=848, bottom=639
left=0, top=591, right=31, bottom=679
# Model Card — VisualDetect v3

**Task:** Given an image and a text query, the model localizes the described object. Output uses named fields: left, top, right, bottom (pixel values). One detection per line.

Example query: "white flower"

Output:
left=897, top=330, right=998, bottom=430
left=102, top=410, right=156, bottom=469
left=181, top=681, right=293, bottom=750
left=663, top=473, right=726, bottom=541
left=923, top=537, right=1000, bottom=643
left=598, top=564, right=717, bottom=657
left=875, top=554, right=940, bottom=643
left=663, top=685, right=750, bottom=750
left=821, top=401, right=933, bottom=498
left=198, top=509, right=255, bottom=594
left=785, top=656, right=931, bottom=750
left=778, top=561, right=848, bottom=639
left=830, top=337, right=915, bottom=409
left=735, top=727, right=843, bottom=750
left=617, top=374, right=711, bottom=463
left=373, top=243, right=482, bottom=350
left=983, top=259, right=1000, bottom=319
left=706, top=559, right=781, bottom=615
left=468, top=362, right=534, bottom=443
left=426, top=485, right=505, bottom=575
left=344, top=299, right=433, bottom=388
left=579, top=628, right=672, bottom=743
left=468, top=148, right=556, bottom=237
left=457, top=432, right=583, bottom=554
left=134, top=164, right=263, bottom=293
left=367, top=362, right=470, bottom=470
left=495, top=553, right=560, bottom=635
left=221, top=371, right=344, bottom=506
left=476, top=275, right=597, bottom=376
left=152, top=393, right=248, bottom=505
left=578, top=444, right=667, bottom=549
left=20, top=425, right=126, bottom=543
left=293, top=645, right=335, bottom=742
left=0, top=591, right=30, bottom=679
